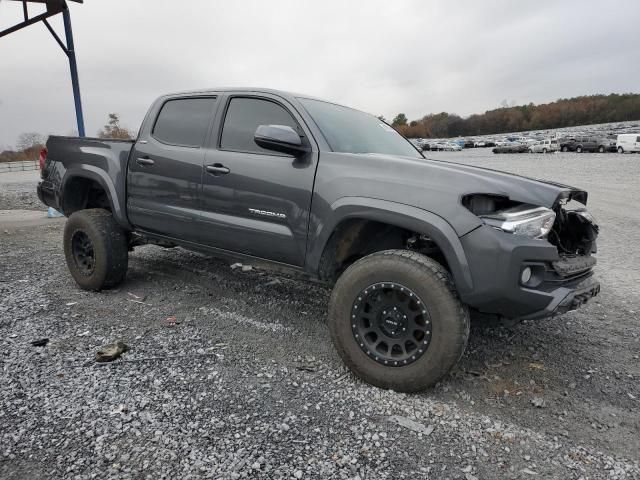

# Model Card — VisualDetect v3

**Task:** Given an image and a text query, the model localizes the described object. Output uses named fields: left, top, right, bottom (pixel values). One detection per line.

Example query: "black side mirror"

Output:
left=254, top=125, right=308, bottom=156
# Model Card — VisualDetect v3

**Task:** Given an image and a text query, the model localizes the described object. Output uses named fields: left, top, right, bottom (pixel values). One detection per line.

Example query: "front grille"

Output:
left=544, top=255, right=596, bottom=285
left=552, top=255, right=597, bottom=277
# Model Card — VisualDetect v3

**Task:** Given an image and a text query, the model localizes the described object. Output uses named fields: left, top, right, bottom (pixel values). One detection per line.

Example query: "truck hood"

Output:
left=341, top=153, right=590, bottom=236
left=422, top=158, right=588, bottom=207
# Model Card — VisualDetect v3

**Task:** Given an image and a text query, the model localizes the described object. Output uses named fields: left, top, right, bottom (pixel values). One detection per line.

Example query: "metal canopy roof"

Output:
left=1, top=0, right=86, bottom=136
left=1, top=0, right=82, bottom=37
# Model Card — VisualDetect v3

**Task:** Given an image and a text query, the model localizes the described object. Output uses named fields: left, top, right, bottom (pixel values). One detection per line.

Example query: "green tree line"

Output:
left=391, top=93, right=640, bottom=138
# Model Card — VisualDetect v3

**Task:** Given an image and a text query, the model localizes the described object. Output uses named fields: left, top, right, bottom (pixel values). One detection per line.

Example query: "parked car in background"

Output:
left=560, top=137, right=598, bottom=153
left=492, top=143, right=529, bottom=154
left=464, top=140, right=475, bottom=149
left=616, top=134, right=640, bottom=153
left=528, top=139, right=559, bottom=153
left=595, top=137, right=617, bottom=153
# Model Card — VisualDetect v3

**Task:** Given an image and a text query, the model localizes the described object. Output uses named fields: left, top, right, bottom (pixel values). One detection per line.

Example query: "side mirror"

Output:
left=254, top=125, right=308, bottom=156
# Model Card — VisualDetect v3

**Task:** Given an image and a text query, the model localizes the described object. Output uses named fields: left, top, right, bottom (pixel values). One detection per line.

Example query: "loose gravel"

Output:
left=0, top=171, right=42, bottom=211
left=1, top=152, right=638, bottom=479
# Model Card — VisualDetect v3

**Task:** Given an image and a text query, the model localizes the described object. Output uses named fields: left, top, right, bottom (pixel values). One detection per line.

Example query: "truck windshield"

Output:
left=299, top=98, right=422, bottom=158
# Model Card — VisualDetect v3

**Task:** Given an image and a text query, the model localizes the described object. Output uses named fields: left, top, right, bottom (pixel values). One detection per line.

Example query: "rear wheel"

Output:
left=618, top=146, right=624, bottom=154
left=63, top=209, right=128, bottom=291
left=528, top=149, right=533, bottom=153
left=598, top=146, right=605, bottom=153
left=542, top=148, right=548, bottom=154
left=576, top=146, right=583, bottom=153
left=328, top=250, right=469, bottom=392
left=561, top=146, right=568, bottom=152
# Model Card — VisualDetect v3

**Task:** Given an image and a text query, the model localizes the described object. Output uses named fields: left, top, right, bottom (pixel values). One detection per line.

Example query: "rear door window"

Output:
left=153, top=97, right=216, bottom=147
left=220, top=97, right=299, bottom=154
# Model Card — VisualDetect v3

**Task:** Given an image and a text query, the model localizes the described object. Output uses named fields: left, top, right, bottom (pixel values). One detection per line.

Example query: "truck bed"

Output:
left=39, top=136, right=134, bottom=228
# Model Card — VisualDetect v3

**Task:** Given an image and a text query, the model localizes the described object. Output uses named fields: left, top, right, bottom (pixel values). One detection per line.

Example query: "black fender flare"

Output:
left=60, top=165, right=132, bottom=230
left=307, top=197, right=474, bottom=295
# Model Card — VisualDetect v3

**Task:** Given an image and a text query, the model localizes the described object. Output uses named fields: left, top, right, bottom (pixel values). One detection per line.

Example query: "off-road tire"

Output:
left=328, top=250, right=470, bottom=392
left=63, top=209, right=128, bottom=291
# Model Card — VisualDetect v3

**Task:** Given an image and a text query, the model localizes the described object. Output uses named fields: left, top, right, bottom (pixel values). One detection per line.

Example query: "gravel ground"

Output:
left=1, top=151, right=638, bottom=479
left=0, top=170, right=42, bottom=211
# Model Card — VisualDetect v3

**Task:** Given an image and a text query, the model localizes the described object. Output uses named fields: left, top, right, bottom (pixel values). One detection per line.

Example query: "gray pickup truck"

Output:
left=38, top=88, right=600, bottom=391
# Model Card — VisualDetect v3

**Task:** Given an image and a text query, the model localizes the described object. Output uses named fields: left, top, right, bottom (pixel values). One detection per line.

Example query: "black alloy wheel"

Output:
left=71, top=230, right=96, bottom=275
left=63, top=209, right=129, bottom=291
left=351, top=282, right=432, bottom=367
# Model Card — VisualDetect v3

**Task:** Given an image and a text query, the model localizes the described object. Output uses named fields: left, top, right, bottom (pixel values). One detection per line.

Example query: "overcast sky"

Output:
left=1, top=0, right=639, bottom=148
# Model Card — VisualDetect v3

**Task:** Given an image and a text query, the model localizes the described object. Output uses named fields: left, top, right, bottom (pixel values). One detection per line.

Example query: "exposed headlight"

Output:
left=481, top=205, right=556, bottom=238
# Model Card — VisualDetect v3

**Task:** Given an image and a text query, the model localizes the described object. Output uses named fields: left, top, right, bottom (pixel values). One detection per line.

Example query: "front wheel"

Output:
left=542, top=148, right=548, bottom=154
left=618, top=146, right=624, bottom=154
left=63, top=209, right=129, bottom=291
left=576, top=146, right=583, bottom=153
left=561, top=146, right=568, bottom=152
left=328, top=250, right=470, bottom=392
left=598, top=146, right=605, bottom=153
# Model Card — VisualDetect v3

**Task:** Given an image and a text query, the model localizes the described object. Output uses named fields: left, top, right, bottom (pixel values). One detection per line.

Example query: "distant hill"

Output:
left=393, top=93, right=640, bottom=138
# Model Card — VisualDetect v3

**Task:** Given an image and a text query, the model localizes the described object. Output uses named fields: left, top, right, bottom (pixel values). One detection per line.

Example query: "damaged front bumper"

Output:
left=532, top=275, right=600, bottom=319
left=458, top=225, right=600, bottom=320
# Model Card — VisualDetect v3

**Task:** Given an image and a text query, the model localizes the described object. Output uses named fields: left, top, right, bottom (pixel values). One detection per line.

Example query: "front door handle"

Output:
left=136, top=157, right=155, bottom=166
left=206, top=163, right=230, bottom=175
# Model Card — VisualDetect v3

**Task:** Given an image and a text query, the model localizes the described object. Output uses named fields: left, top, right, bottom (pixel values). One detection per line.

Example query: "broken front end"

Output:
left=459, top=192, right=600, bottom=319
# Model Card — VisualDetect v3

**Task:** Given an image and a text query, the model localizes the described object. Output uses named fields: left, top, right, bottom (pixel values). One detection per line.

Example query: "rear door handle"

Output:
left=206, top=164, right=230, bottom=175
left=136, top=157, right=155, bottom=166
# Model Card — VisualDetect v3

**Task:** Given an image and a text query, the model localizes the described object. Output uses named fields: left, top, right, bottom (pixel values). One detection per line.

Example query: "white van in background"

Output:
left=616, top=134, right=640, bottom=153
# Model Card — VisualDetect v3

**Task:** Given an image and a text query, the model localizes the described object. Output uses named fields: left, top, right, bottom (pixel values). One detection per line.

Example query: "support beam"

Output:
left=42, top=18, right=67, bottom=54
left=1, top=0, right=86, bottom=137
left=0, top=7, right=61, bottom=38
left=62, top=6, right=85, bottom=137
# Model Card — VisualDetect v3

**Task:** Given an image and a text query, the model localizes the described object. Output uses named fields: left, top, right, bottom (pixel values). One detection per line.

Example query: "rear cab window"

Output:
left=152, top=97, right=217, bottom=147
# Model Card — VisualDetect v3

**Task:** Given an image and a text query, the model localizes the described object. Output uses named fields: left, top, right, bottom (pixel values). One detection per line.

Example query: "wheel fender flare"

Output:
left=60, top=165, right=131, bottom=230
left=308, top=196, right=474, bottom=295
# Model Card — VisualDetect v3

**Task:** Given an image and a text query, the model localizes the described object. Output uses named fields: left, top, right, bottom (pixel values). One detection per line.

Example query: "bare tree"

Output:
left=16, top=132, right=46, bottom=151
left=97, top=113, right=134, bottom=140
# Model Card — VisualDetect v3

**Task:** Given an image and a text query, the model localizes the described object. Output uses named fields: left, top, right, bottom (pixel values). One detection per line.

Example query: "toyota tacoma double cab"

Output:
left=37, top=88, right=600, bottom=392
